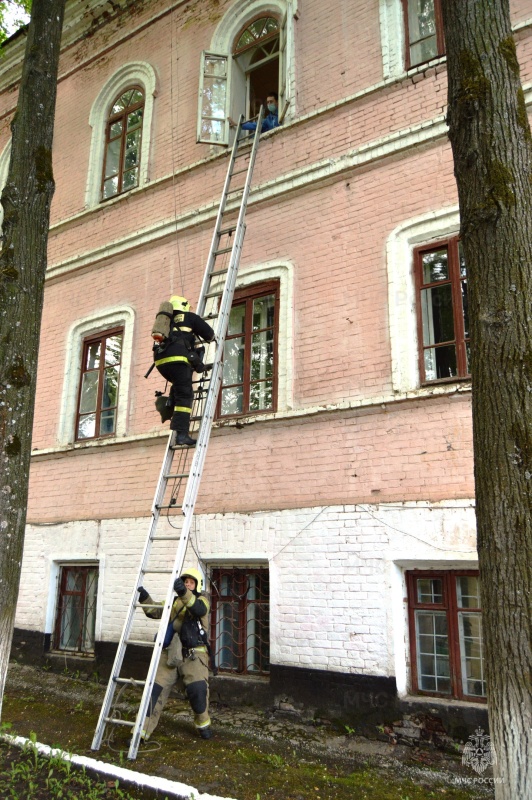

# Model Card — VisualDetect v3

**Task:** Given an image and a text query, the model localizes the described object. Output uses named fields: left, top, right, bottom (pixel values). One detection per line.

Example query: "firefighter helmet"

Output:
left=170, top=295, right=190, bottom=312
left=180, top=567, right=203, bottom=592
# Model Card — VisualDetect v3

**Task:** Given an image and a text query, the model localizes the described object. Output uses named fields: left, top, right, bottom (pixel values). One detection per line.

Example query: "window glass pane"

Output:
left=223, top=338, right=245, bottom=385
left=66, top=570, right=84, bottom=592
left=250, top=380, right=273, bottom=411
left=252, top=294, right=275, bottom=331
left=236, top=29, right=255, bottom=49
left=421, top=284, right=455, bottom=345
left=251, top=330, right=273, bottom=380
left=77, top=413, right=96, bottom=440
left=103, top=176, right=119, bottom=199
left=100, top=408, right=117, bottom=436
left=228, top=304, right=246, bottom=336
left=104, top=139, right=121, bottom=178
left=102, top=366, right=120, bottom=409
left=79, top=371, right=99, bottom=414
left=221, top=385, right=243, bottom=415
left=465, top=341, right=471, bottom=374
left=130, top=89, right=144, bottom=106
left=59, top=593, right=82, bottom=650
left=127, top=107, right=143, bottom=129
left=416, top=610, right=451, bottom=693
left=126, top=129, right=140, bottom=151
left=123, top=168, right=139, bottom=190
left=459, top=612, right=486, bottom=697
left=422, top=249, right=448, bottom=284
left=200, top=119, right=224, bottom=143
left=110, top=120, right=123, bottom=139
left=456, top=576, right=480, bottom=608
left=410, top=36, right=438, bottom=66
left=204, top=55, right=228, bottom=77
left=105, top=334, right=122, bottom=366
left=125, top=148, right=138, bottom=170
left=202, top=75, right=227, bottom=119
left=85, top=342, right=101, bottom=370
left=424, top=344, right=458, bottom=381
left=417, top=578, right=443, bottom=604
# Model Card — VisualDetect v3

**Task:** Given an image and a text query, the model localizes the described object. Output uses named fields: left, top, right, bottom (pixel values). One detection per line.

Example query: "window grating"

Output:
left=53, top=566, right=98, bottom=654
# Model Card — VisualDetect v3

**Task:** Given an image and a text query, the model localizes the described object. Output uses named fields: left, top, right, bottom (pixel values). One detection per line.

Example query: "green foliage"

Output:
left=0, top=738, right=142, bottom=799
left=0, top=1, right=31, bottom=46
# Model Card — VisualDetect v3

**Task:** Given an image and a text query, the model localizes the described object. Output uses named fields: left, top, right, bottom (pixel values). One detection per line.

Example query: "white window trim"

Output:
left=207, top=260, right=294, bottom=414
left=209, top=0, right=297, bottom=124
left=58, top=306, right=135, bottom=445
left=379, top=0, right=406, bottom=80
left=386, top=207, right=460, bottom=394
left=45, top=556, right=104, bottom=648
left=85, top=62, right=158, bottom=208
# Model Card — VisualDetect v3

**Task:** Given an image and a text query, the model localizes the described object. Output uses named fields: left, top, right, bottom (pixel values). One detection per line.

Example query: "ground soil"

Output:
left=2, top=662, right=494, bottom=800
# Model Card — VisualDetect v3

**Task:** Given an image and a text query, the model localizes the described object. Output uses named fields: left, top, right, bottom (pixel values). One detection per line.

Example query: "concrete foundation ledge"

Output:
left=0, top=734, right=236, bottom=800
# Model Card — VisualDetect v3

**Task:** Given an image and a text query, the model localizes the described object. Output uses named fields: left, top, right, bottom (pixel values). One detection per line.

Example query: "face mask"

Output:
left=267, top=103, right=277, bottom=114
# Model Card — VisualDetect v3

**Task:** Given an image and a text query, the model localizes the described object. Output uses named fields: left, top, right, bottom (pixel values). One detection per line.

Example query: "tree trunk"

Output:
left=0, top=0, right=66, bottom=716
left=441, top=1, right=532, bottom=796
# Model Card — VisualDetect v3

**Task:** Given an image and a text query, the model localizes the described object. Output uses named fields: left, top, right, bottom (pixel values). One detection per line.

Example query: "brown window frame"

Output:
left=401, top=0, right=445, bottom=70
left=216, top=280, right=279, bottom=419
left=210, top=566, right=270, bottom=676
left=407, top=570, right=486, bottom=702
left=75, top=327, right=123, bottom=442
left=101, top=86, right=144, bottom=202
left=53, top=565, right=99, bottom=655
left=233, top=13, right=280, bottom=56
left=414, top=235, right=469, bottom=384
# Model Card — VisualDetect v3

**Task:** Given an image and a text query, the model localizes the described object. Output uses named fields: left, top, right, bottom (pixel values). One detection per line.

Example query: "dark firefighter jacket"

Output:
left=154, top=311, right=215, bottom=369
left=141, top=587, right=210, bottom=650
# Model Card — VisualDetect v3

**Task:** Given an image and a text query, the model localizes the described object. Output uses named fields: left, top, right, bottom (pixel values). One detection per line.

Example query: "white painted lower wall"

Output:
left=18, top=500, right=477, bottom=693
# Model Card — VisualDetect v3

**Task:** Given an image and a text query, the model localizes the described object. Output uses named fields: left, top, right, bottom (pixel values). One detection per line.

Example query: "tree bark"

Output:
left=441, top=1, right=532, bottom=796
left=0, top=0, right=66, bottom=716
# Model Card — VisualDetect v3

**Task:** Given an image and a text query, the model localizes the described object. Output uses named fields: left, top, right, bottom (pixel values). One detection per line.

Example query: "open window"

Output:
left=198, top=9, right=291, bottom=146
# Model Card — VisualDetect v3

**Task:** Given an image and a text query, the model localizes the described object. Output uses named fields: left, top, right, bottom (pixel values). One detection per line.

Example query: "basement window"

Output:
left=210, top=567, right=270, bottom=675
left=407, top=570, right=486, bottom=701
left=53, top=565, right=99, bottom=654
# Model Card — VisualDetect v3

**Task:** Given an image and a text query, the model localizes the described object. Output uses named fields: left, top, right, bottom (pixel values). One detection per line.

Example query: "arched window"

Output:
left=233, top=15, right=280, bottom=119
left=102, top=87, right=144, bottom=200
left=198, top=1, right=296, bottom=146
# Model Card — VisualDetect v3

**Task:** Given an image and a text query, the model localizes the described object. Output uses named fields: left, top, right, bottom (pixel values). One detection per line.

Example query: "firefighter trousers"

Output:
left=144, top=650, right=210, bottom=737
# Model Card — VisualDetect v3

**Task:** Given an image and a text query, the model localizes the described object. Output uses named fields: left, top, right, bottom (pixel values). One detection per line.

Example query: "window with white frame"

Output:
left=407, top=570, right=485, bottom=701
left=53, top=565, right=99, bottom=654
left=198, top=1, right=295, bottom=146
left=86, top=62, right=157, bottom=208
left=210, top=566, right=270, bottom=674
left=58, top=306, right=135, bottom=446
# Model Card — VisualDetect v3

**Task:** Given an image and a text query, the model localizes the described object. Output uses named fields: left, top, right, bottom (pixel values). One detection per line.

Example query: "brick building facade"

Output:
left=4, top=0, right=532, bottom=732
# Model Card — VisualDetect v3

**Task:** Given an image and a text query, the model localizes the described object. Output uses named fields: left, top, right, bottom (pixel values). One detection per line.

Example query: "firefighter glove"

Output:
left=173, top=577, right=187, bottom=596
left=138, top=586, right=149, bottom=603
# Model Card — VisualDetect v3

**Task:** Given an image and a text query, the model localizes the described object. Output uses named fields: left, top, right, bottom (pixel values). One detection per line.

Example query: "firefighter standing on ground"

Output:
left=151, top=295, right=215, bottom=446
left=138, top=568, right=213, bottom=739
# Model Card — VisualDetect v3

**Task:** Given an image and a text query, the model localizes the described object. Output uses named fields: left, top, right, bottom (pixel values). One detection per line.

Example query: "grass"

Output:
left=2, top=664, right=494, bottom=800
left=0, top=732, right=157, bottom=799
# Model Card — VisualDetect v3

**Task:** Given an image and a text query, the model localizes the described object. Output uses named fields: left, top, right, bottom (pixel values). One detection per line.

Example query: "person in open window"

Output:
left=151, top=296, right=215, bottom=446
left=228, top=92, right=281, bottom=134
left=138, top=568, right=213, bottom=740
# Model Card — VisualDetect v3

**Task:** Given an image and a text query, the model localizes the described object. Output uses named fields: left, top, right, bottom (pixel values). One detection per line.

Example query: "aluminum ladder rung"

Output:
left=210, top=268, right=228, bottom=278
left=163, top=473, right=189, bottom=479
left=92, top=107, right=265, bottom=762
left=213, top=246, right=233, bottom=256
left=114, top=677, right=146, bottom=687
left=219, top=227, right=236, bottom=236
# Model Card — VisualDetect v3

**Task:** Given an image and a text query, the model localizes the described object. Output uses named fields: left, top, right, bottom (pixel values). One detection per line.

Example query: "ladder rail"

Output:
left=92, top=107, right=265, bottom=760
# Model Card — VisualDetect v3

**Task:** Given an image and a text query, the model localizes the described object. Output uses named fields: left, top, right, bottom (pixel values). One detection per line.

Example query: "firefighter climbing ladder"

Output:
left=91, top=108, right=265, bottom=761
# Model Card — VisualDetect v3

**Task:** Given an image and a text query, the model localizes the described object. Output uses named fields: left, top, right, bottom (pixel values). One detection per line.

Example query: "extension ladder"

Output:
left=91, top=108, right=264, bottom=760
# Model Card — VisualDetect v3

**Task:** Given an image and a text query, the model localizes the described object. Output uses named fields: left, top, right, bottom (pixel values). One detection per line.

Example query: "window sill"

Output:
left=400, top=693, right=487, bottom=709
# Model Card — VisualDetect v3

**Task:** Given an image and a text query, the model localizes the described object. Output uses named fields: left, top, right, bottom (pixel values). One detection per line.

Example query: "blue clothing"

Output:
left=241, top=112, right=280, bottom=133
